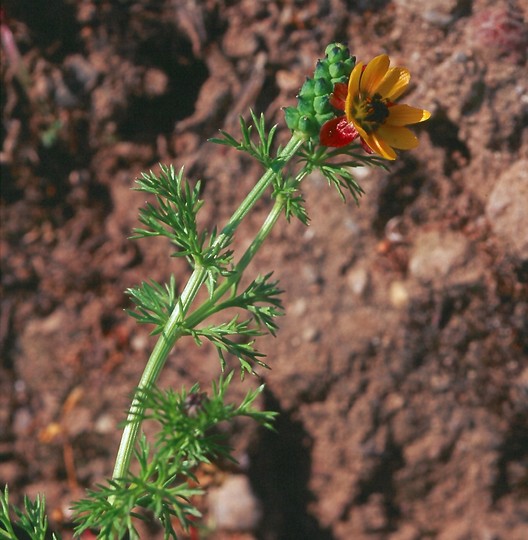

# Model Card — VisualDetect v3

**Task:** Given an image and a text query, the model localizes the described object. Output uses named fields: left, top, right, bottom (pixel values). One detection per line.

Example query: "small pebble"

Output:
left=347, top=266, right=369, bottom=297
left=389, top=280, right=409, bottom=309
left=94, top=413, right=115, bottom=434
left=208, top=475, right=262, bottom=532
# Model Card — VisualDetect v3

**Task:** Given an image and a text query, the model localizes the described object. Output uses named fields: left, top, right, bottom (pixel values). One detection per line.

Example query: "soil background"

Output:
left=1, top=1, right=528, bottom=539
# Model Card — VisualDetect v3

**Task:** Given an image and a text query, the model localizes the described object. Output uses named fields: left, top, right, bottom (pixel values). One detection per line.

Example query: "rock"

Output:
left=393, top=0, right=470, bottom=27
left=485, top=159, right=528, bottom=260
left=276, top=69, right=302, bottom=93
left=408, top=230, right=472, bottom=283
left=347, top=266, right=370, bottom=297
left=208, top=475, right=262, bottom=532
left=94, top=413, right=115, bottom=434
left=143, top=68, right=168, bottom=98
left=469, top=6, right=528, bottom=64
left=12, top=407, right=32, bottom=436
left=62, top=406, right=92, bottom=438
left=222, top=22, right=259, bottom=58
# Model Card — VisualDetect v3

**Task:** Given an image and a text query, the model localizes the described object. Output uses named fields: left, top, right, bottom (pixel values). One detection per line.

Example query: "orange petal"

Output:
left=360, top=55, right=390, bottom=95
left=346, top=61, right=364, bottom=118
left=377, top=67, right=410, bottom=100
left=350, top=118, right=368, bottom=142
left=377, top=124, right=419, bottom=149
left=362, top=132, right=397, bottom=160
left=387, top=104, right=431, bottom=125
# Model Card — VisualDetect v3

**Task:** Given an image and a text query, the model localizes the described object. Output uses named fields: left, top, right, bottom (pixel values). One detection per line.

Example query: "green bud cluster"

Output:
left=284, top=43, right=356, bottom=141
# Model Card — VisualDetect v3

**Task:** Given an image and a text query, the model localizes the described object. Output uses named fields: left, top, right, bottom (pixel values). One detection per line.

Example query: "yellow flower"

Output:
left=320, top=54, right=431, bottom=160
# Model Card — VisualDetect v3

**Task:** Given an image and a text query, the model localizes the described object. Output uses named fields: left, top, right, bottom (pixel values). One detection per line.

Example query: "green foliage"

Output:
left=183, top=273, right=283, bottom=375
left=0, top=487, right=59, bottom=540
left=132, top=164, right=234, bottom=283
left=138, top=372, right=277, bottom=455
left=73, top=374, right=276, bottom=539
left=190, top=316, right=269, bottom=375
left=190, top=272, right=284, bottom=334
left=271, top=174, right=310, bottom=225
left=127, top=275, right=179, bottom=334
left=298, top=142, right=387, bottom=204
left=209, top=110, right=278, bottom=169
left=73, top=438, right=202, bottom=539
left=230, top=273, right=284, bottom=335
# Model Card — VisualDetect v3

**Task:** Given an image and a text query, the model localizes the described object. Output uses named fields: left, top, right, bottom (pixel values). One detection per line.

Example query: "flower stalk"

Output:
left=107, top=44, right=430, bottom=530
left=111, top=133, right=305, bottom=482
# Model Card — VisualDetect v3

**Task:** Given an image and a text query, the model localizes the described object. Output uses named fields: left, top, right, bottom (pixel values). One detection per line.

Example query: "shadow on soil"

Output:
left=249, top=389, right=334, bottom=540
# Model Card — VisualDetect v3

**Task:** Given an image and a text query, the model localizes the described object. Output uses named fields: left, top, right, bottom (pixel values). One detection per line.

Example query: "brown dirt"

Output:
left=1, top=1, right=527, bottom=539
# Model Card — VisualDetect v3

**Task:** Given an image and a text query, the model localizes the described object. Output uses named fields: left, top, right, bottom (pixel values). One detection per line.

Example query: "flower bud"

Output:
left=325, top=43, right=349, bottom=63
left=314, top=60, right=329, bottom=81
left=284, top=106, right=300, bottom=131
left=315, top=111, right=335, bottom=126
left=329, top=61, right=346, bottom=79
left=297, top=95, right=315, bottom=115
left=285, top=42, right=356, bottom=141
left=299, top=78, right=316, bottom=98
left=314, top=78, right=333, bottom=97
left=313, top=95, right=330, bottom=115
left=298, top=115, right=319, bottom=138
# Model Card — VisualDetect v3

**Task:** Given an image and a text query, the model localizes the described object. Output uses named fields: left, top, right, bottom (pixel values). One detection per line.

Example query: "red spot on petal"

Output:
left=320, top=117, right=359, bottom=147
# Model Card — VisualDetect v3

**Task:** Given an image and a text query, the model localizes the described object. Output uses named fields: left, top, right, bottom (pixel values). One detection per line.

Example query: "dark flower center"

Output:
left=351, top=92, right=389, bottom=133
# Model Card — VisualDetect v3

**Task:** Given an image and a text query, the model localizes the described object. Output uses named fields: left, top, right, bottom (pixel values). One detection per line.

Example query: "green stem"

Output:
left=111, top=133, right=304, bottom=482
left=186, top=166, right=312, bottom=329
left=213, top=134, right=304, bottom=247
left=111, top=267, right=205, bottom=481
